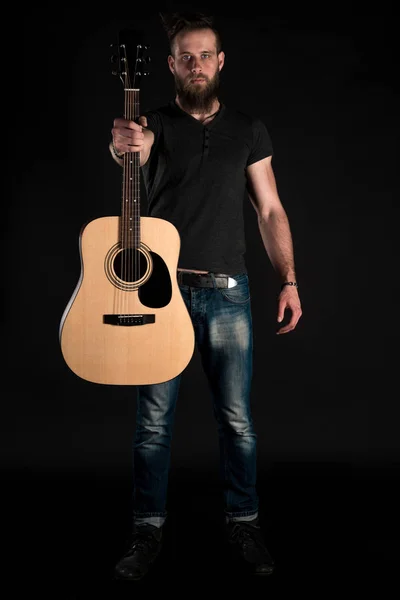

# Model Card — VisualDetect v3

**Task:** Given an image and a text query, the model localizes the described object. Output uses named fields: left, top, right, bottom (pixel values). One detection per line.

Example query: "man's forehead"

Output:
left=175, top=29, right=217, bottom=51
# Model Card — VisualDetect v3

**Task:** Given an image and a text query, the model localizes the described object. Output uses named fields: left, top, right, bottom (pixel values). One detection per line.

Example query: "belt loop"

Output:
left=209, top=272, right=217, bottom=288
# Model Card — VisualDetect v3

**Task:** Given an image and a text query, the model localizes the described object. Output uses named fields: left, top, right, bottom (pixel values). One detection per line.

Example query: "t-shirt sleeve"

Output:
left=140, top=110, right=162, bottom=154
left=246, top=117, right=273, bottom=167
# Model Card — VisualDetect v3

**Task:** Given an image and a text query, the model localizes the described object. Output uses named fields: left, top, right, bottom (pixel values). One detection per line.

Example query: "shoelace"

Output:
left=127, top=531, right=157, bottom=556
left=230, top=523, right=258, bottom=549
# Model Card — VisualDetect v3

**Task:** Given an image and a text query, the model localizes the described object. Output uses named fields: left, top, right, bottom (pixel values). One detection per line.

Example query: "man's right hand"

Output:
left=111, top=116, right=148, bottom=155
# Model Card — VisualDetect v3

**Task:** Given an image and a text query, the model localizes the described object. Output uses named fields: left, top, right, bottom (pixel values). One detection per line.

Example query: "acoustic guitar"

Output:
left=59, top=29, right=195, bottom=385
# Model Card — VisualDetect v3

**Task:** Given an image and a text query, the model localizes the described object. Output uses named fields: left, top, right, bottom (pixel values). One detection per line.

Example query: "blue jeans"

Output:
left=132, top=272, right=259, bottom=527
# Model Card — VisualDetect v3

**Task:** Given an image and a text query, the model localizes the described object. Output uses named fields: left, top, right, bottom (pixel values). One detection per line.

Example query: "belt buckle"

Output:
left=227, top=277, right=237, bottom=288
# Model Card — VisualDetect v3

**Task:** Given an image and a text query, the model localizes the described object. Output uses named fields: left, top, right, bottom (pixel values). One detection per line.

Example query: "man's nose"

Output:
left=191, top=58, right=202, bottom=73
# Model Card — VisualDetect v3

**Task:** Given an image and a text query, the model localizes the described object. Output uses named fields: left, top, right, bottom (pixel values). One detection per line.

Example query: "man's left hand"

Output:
left=276, top=288, right=302, bottom=334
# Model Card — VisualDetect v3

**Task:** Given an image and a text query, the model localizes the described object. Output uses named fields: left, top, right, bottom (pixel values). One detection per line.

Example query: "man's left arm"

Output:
left=246, top=155, right=302, bottom=334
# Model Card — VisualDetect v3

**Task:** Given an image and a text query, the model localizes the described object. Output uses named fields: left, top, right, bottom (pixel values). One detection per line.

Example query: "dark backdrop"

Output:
left=4, top=3, right=398, bottom=594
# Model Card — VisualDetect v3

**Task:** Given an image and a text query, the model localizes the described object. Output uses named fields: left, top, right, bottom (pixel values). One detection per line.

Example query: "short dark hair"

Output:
left=159, top=12, right=222, bottom=55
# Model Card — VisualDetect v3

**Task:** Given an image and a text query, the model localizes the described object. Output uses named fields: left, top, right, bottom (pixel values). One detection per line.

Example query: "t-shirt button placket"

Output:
left=203, top=130, right=210, bottom=155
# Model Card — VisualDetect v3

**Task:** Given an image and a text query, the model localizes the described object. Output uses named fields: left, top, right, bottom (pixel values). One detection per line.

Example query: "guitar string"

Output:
left=125, top=81, right=133, bottom=314
left=123, top=87, right=127, bottom=317
left=130, top=87, right=137, bottom=313
left=133, top=89, right=136, bottom=302
left=128, top=86, right=133, bottom=314
left=120, top=63, right=140, bottom=317
left=124, top=85, right=130, bottom=316
left=132, top=89, right=136, bottom=305
left=126, top=85, right=133, bottom=316
left=133, top=91, right=140, bottom=292
left=120, top=88, right=125, bottom=318
left=135, top=89, right=139, bottom=289
left=122, top=88, right=125, bottom=316
left=127, top=85, right=130, bottom=314
left=134, top=90, right=138, bottom=300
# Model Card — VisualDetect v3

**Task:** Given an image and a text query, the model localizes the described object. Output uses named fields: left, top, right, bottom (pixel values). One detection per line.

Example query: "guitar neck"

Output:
left=112, top=31, right=150, bottom=249
left=121, top=88, right=141, bottom=249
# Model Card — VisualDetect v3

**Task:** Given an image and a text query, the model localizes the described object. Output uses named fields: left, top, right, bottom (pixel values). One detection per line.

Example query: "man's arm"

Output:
left=246, top=155, right=302, bottom=333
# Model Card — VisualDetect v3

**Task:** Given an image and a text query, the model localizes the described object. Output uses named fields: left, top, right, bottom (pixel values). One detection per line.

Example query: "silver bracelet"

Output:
left=112, top=139, right=124, bottom=159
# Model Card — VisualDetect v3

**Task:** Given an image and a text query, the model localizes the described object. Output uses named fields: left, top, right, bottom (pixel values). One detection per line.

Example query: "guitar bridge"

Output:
left=103, top=314, right=155, bottom=326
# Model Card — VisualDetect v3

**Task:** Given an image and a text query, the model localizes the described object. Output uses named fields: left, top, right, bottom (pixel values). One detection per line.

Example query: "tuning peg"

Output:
left=111, top=55, right=117, bottom=63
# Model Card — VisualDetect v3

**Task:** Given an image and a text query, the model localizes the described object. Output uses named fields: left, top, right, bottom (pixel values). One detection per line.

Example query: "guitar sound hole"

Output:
left=113, top=249, right=147, bottom=283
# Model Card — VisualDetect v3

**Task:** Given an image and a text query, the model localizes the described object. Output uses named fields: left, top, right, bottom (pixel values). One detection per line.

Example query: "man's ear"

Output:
left=218, top=51, right=225, bottom=71
left=167, top=55, right=175, bottom=74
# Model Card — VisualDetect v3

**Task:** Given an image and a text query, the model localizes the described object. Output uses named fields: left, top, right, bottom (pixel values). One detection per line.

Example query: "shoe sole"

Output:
left=254, top=567, right=275, bottom=576
left=114, top=546, right=162, bottom=581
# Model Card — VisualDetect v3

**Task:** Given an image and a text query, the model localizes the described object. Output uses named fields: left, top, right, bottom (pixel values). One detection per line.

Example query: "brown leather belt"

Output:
left=177, top=271, right=236, bottom=288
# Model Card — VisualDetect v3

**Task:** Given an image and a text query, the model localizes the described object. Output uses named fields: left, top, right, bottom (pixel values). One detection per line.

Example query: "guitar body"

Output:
left=59, top=215, right=195, bottom=385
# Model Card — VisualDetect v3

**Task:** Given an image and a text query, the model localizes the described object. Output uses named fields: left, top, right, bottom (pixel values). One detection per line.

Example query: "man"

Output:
left=110, top=13, right=302, bottom=580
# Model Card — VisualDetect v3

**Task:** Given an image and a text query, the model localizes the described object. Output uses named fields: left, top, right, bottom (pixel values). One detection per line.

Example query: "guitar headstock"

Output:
left=111, top=28, right=151, bottom=89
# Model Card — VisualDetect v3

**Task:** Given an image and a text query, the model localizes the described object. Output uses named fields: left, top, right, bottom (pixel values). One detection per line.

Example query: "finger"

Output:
left=276, top=325, right=294, bottom=334
left=121, top=142, right=143, bottom=153
left=138, top=116, right=148, bottom=128
left=113, top=117, right=134, bottom=128
left=276, top=320, right=295, bottom=334
left=276, top=310, right=302, bottom=334
left=277, top=301, right=286, bottom=323
left=113, top=130, right=142, bottom=142
left=113, top=130, right=144, bottom=153
left=113, top=118, right=142, bottom=132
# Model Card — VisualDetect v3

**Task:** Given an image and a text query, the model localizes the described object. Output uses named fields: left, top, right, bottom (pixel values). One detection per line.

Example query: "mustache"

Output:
left=187, top=75, right=209, bottom=83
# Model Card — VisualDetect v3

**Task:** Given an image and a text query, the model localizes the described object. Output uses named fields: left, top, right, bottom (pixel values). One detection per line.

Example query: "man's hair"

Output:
left=159, top=12, right=222, bottom=55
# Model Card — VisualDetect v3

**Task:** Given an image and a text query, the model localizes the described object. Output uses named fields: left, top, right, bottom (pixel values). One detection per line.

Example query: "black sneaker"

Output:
left=114, top=523, right=163, bottom=581
left=225, top=517, right=275, bottom=575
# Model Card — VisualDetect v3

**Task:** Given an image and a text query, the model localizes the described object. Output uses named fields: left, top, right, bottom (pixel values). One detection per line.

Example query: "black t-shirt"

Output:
left=141, top=100, right=273, bottom=274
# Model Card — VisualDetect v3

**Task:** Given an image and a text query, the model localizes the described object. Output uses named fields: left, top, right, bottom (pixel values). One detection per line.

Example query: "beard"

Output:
left=174, top=69, right=220, bottom=113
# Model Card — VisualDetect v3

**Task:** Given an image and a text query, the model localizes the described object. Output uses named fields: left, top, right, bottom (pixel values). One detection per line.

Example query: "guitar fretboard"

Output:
left=121, top=88, right=140, bottom=249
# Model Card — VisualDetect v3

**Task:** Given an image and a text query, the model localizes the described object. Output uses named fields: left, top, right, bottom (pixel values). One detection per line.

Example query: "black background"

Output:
left=4, top=2, right=398, bottom=594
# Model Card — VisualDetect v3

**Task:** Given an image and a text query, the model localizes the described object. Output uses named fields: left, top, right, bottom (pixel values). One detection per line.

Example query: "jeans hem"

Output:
left=224, top=509, right=259, bottom=518
left=133, top=511, right=167, bottom=518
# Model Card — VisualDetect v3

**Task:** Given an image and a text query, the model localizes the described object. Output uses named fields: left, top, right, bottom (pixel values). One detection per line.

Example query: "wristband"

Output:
left=112, top=139, right=124, bottom=159
left=281, top=281, right=298, bottom=290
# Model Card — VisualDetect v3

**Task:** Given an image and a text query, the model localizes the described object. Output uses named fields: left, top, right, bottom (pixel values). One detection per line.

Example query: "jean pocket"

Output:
left=218, top=274, right=251, bottom=304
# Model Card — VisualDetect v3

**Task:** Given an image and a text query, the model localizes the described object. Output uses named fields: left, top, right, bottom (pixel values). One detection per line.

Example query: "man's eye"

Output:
left=202, top=54, right=210, bottom=59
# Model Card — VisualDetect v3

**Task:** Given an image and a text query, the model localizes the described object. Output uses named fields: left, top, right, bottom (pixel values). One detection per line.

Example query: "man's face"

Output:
left=168, top=28, right=225, bottom=113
